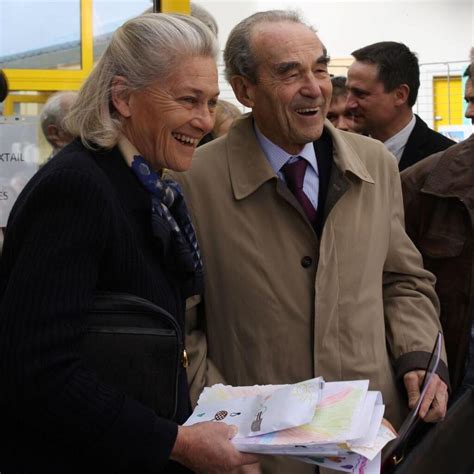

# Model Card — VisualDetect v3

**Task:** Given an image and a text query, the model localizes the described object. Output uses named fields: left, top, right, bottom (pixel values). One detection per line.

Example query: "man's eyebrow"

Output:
left=274, top=54, right=331, bottom=75
left=349, top=85, right=368, bottom=96
left=274, top=61, right=300, bottom=75
left=317, top=52, right=330, bottom=65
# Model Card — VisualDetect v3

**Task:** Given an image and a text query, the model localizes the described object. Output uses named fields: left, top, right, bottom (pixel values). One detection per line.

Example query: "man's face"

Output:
left=327, top=94, right=355, bottom=132
left=465, top=79, right=474, bottom=124
left=244, top=22, right=332, bottom=155
left=346, top=61, right=399, bottom=139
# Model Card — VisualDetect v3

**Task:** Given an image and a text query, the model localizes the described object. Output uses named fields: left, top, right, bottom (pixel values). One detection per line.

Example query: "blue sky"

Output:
left=0, top=0, right=153, bottom=57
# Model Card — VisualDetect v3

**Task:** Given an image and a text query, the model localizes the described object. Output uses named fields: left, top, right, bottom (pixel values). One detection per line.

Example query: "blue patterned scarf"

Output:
left=119, top=138, right=203, bottom=298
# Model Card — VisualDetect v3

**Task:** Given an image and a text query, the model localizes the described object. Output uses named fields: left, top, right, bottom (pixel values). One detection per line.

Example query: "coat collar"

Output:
left=421, top=134, right=474, bottom=205
left=227, top=113, right=374, bottom=201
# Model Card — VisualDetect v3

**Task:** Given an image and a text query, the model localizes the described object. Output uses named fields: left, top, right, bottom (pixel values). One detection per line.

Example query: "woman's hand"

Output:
left=229, top=463, right=262, bottom=474
left=170, top=422, right=260, bottom=473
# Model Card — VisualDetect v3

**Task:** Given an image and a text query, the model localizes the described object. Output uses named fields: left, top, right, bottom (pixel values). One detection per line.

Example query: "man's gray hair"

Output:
left=40, top=91, right=77, bottom=146
left=224, top=10, right=313, bottom=84
left=65, top=13, right=218, bottom=150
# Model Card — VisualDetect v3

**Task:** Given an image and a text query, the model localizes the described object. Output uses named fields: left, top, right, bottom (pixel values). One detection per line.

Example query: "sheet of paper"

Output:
left=350, top=423, right=397, bottom=461
left=189, top=376, right=392, bottom=471
left=348, top=393, right=385, bottom=453
left=233, top=380, right=369, bottom=448
left=349, top=391, right=381, bottom=441
left=186, top=377, right=324, bottom=437
left=298, top=451, right=381, bottom=473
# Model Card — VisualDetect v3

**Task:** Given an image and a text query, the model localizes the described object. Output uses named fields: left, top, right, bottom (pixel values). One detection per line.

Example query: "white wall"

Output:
left=199, top=0, right=473, bottom=124
left=200, top=0, right=472, bottom=64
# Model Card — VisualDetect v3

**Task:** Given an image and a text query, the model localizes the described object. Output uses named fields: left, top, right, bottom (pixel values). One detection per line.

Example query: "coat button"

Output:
left=301, top=256, right=313, bottom=268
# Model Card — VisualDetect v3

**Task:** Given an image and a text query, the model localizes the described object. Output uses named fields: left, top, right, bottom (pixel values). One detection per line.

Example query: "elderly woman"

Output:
left=0, top=13, right=257, bottom=474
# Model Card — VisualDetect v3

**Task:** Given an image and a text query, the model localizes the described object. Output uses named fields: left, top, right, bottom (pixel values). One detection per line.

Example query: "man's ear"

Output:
left=394, top=84, right=410, bottom=106
left=230, top=76, right=256, bottom=108
left=46, top=124, right=60, bottom=147
left=111, top=76, right=132, bottom=118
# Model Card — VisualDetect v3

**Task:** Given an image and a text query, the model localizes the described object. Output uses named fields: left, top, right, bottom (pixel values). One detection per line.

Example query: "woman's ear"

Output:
left=111, top=76, right=132, bottom=118
left=230, top=76, right=256, bottom=108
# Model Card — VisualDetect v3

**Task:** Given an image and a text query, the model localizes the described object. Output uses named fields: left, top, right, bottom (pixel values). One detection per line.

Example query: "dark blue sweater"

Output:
left=0, top=139, right=191, bottom=473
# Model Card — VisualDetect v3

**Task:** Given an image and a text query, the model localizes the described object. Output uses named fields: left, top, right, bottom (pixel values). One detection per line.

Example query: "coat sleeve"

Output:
left=381, top=160, right=450, bottom=387
left=0, top=168, right=177, bottom=472
left=185, top=296, right=227, bottom=407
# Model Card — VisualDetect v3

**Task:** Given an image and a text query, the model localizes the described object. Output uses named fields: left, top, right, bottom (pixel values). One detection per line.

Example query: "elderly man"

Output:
left=40, top=91, right=77, bottom=160
left=347, top=42, right=454, bottom=170
left=173, top=11, right=449, bottom=474
left=399, top=53, right=474, bottom=474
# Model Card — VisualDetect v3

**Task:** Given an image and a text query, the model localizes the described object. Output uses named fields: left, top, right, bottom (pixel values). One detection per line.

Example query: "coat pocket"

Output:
left=418, top=233, right=465, bottom=259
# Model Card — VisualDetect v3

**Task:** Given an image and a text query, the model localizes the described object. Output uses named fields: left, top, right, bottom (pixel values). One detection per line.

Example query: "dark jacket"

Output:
left=399, top=115, right=455, bottom=171
left=401, top=135, right=474, bottom=392
left=0, top=139, right=191, bottom=474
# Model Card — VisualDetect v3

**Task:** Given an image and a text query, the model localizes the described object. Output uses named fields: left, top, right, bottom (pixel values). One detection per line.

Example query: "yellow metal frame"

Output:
left=1, top=0, right=190, bottom=115
left=3, top=0, right=93, bottom=94
left=3, top=93, right=51, bottom=116
left=161, top=0, right=190, bottom=14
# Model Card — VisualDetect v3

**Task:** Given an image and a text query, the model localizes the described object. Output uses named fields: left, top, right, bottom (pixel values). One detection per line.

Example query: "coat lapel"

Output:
left=226, top=114, right=276, bottom=201
left=399, top=115, right=427, bottom=170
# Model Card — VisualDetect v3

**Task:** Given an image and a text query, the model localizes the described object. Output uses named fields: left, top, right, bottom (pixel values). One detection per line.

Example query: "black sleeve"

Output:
left=0, top=167, right=177, bottom=472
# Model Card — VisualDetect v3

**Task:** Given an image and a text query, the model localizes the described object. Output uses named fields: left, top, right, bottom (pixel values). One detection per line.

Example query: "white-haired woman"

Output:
left=0, top=13, right=257, bottom=474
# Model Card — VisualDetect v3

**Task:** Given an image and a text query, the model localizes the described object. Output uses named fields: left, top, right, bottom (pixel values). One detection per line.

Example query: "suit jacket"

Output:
left=398, top=115, right=455, bottom=171
left=173, top=114, right=448, bottom=474
left=0, top=139, right=190, bottom=474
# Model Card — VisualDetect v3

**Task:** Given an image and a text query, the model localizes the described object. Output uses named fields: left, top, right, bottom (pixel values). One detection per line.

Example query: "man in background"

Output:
left=400, top=50, right=474, bottom=474
left=347, top=41, right=454, bottom=170
left=326, top=76, right=355, bottom=132
left=174, top=10, right=448, bottom=474
left=40, top=91, right=77, bottom=160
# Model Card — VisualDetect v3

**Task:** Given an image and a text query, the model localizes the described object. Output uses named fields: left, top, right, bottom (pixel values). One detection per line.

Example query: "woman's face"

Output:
left=120, top=55, right=219, bottom=171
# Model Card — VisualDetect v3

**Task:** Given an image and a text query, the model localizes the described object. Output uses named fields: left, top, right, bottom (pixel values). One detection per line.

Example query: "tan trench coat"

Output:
left=173, top=115, right=447, bottom=474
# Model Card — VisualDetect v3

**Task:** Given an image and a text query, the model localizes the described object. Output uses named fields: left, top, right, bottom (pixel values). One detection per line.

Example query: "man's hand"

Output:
left=170, top=422, right=260, bottom=473
left=403, top=370, right=448, bottom=422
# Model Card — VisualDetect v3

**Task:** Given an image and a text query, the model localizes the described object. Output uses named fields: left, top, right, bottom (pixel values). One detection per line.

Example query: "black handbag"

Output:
left=81, top=291, right=185, bottom=420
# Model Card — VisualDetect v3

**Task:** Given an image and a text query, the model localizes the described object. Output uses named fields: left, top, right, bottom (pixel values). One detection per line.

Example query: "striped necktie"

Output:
left=282, top=158, right=317, bottom=225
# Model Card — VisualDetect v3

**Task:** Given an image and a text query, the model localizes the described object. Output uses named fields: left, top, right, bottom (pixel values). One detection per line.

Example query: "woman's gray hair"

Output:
left=65, top=13, right=218, bottom=150
left=224, top=10, right=313, bottom=84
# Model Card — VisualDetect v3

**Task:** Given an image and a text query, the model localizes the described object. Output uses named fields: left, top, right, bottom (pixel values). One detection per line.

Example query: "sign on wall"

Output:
left=0, top=116, right=40, bottom=227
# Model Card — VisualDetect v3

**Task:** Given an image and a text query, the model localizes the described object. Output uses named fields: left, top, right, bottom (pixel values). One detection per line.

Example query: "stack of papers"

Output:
left=185, top=378, right=397, bottom=473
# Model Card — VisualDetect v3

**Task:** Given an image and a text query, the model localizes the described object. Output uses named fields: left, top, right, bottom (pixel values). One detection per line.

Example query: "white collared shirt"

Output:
left=254, top=123, right=319, bottom=209
left=383, top=114, right=416, bottom=162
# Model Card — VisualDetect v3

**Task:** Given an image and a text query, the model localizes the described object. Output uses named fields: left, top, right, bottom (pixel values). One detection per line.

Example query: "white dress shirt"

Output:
left=383, top=114, right=416, bottom=162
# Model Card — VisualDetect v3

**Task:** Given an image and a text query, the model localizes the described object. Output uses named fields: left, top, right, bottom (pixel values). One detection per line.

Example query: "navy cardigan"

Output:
left=0, top=139, right=191, bottom=473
